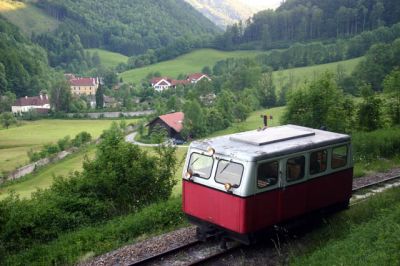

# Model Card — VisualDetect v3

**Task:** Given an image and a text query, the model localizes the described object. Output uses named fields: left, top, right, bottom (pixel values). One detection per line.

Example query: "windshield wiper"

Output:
left=190, top=157, right=200, bottom=166
left=219, top=161, right=231, bottom=174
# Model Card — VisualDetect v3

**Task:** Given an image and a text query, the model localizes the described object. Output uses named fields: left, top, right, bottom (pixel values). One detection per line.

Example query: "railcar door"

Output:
left=279, top=155, right=308, bottom=221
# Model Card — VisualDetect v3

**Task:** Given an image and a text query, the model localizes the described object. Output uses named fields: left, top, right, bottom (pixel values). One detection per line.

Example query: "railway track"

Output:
left=129, top=237, right=242, bottom=266
left=111, top=173, right=400, bottom=266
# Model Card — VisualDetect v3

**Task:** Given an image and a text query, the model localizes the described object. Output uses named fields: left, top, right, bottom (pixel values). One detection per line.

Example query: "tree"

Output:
left=182, top=100, right=206, bottom=139
left=96, top=84, right=104, bottom=109
left=0, top=91, right=16, bottom=113
left=50, top=81, right=72, bottom=112
left=258, top=70, right=277, bottom=108
left=0, top=112, right=17, bottom=129
left=282, top=72, right=352, bottom=132
left=357, top=84, right=383, bottom=131
left=383, top=68, right=400, bottom=124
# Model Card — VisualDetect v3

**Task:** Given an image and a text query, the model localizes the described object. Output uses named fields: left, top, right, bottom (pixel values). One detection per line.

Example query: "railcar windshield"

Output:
left=187, top=153, right=213, bottom=179
left=215, top=160, right=244, bottom=186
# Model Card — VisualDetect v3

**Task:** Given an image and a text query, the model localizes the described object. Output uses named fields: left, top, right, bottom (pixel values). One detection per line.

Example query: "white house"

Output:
left=150, top=77, right=174, bottom=92
left=186, top=73, right=211, bottom=84
left=12, top=94, right=51, bottom=114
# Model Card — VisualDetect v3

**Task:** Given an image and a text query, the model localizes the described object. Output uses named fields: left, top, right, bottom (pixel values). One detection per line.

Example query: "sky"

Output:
left=237, top=0, right=282, bottom=10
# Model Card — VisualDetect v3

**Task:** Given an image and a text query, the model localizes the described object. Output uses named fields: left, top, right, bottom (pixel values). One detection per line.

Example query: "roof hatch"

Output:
left=230, top=126, right=315, bottom=146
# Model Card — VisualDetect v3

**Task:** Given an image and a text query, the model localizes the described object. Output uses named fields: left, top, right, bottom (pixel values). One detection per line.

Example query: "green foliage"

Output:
left=0, top=91, right=16, bottom=113
left=291, top=187, right=400, bottom=266
left=352, top=127, right=400, bottom=162
left=357, top=85, right=383, bottom=131
left=50, top=80, right=72, bottom=113
left=95, top=84, right=104, bottom=109
left=0, top=17, right=54, bottom=97
left=0, top=123, right=177, bottom=256
left=4, top=197, right=184, bottom=265
left=282, top=72, right=353, bottom=132
left=383, top=67, right=400, bottom=124
left=0, top=112, right=17, bottom=129
left=182, top=100, right=206, bottom=138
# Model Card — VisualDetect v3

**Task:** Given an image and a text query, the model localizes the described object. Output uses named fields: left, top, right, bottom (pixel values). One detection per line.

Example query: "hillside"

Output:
left=120, top=48, right=264, bottom=84
left=86, top=49, right=128, bottom=69
left=34, top=0, right=219, bottom=56
left=0, top=0, right=59, bottom=36
left=0, top=16, right=54, bottom=97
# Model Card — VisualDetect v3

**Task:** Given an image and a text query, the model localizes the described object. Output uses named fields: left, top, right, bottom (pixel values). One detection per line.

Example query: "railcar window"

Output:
left=215, top=160, right=243, bottom=186
left=332, top=146, right=348, bottom=169
left=187, top=153, right=213, bottom=179
left=286, top=156, right=305, bottom=182
left=309, top=150, right=327, bottom=175
left=257, top=161, right=279, bottom=188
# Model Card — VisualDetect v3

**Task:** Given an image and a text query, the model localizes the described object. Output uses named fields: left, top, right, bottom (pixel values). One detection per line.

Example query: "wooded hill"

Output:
left=34, top=0, right=219, bottom=57
left=216, top=0, right=400, bottom=50
left=0, top=17, right=54, bottom=97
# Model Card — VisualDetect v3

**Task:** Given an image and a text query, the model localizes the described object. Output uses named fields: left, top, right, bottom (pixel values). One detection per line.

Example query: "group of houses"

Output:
left=150, top=73, right=211, bottom=92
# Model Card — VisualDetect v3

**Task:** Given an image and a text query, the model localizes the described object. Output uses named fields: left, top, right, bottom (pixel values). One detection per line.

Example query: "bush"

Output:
left=71, top=132, right=92, bottom=147
left=57, top=136, right=71, bottom=151
left=1, top=123, right=177, bottom=255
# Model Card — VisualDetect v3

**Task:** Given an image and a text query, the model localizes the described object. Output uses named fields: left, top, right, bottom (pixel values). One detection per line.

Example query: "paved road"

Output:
left=125, top=132, right=188, bottom=148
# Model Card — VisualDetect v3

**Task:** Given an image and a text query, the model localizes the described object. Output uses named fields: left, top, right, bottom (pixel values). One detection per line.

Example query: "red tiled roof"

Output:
left=151, top=77, right=170, bottom=85
left=159, top=112, right=184, bottom=133
left=171, top=79, right=189, bottom=86
left=14, top=95, right=49, bottom=107
left=69, top=77, right=98, bottom=86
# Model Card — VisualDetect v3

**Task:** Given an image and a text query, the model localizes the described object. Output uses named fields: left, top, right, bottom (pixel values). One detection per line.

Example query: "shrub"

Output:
left=72, top=132, right=92, bottom=147
left=1, top=123, right=177, bottom=255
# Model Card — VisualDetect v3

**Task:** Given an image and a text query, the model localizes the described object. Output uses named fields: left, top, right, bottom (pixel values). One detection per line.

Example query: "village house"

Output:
left=147, top=112, right=184, bottom=140
left=12, top=94, right=50, bottom=115
left=150, top=73, right=211, bottom=92
left=66, top=74, right=100, bottom=96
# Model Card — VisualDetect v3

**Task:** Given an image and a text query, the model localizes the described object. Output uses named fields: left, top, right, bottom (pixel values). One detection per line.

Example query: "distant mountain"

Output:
left=184, top=0, right=280, bottom=28
left=184, top=0, right=253, bottom=28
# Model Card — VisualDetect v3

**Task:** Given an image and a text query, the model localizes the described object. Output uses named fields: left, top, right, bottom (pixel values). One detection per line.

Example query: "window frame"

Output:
left=187, top=152, right=214, bottom=180
left=309, top=149, right=328, bottom=176
left=331, top=145, right=348, bottom=169
left=286, top=155, right=306, bottom=183
left=256, top=160, right=280, bottom=189
left=214, top=159, right=244, bottom=187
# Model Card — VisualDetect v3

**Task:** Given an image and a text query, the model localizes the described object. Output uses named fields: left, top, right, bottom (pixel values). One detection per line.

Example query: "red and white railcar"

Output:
left=182, top=125, right=353, bottom=243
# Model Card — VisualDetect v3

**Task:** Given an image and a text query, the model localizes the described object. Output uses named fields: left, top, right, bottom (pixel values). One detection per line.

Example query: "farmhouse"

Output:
left=150, top=73, right=211, bottom=92
left=68, top=76, right=100, bottom=96
left=147, top=112, right=184, bottom=140
left=186, top=73, right=211, bottom=83
left=12, top=94, right=50, bottom=115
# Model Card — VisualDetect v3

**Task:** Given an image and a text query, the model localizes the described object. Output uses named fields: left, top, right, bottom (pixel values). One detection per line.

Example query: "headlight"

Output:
left=207, top=146, right=215, bottom=156
left=185, top=169, right=193, bottom=180
left=224, top=183, right=232, bottom=191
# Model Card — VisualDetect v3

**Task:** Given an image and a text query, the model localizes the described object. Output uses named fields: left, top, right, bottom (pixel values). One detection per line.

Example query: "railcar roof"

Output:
left=190, top=125, right=351, bottom=162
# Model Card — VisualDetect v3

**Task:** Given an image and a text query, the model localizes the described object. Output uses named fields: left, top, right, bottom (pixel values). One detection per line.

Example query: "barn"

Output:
left=147, top=112, right=185, bottom=140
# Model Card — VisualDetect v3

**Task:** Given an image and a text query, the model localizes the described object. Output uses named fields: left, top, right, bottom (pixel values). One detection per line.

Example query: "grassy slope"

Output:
left=120, top=48, right=264, bottom=84
left=86, top=48, right=128, bottom=69
left=0, top=0, right=59, bottom=36
left=273, top=57, right=363, bottom=91
left=0, top=119, right=138, bottom=174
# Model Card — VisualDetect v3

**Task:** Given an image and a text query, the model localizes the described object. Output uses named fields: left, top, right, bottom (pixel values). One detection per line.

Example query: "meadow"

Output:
left=0, top=0, right=59, bottom=36
left=120, top=48, right=264, bottom=84
left=272, top=57, right=363, bottom=91
left=86, top=48, right=128, bottom=69
left=0, top=119, right=138, bottom=175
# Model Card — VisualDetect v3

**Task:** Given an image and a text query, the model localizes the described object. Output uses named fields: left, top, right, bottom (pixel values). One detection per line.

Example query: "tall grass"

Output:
left=352, top=127, right=400, bottom=162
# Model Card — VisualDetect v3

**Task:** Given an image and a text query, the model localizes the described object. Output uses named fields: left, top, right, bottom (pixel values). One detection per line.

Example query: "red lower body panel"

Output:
left=183, top=168, right=353, bottom=235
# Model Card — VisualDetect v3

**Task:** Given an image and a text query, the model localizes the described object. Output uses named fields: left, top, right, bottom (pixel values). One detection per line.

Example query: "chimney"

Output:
left=46, top=94, right=48, bottom=100
left=40, top=94, right=43, bottom=100
left=25, top=96, right=28, bottom=99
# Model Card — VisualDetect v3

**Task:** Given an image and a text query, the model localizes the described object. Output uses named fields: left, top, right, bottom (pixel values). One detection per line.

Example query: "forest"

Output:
left=0, top=17, right=55, bottom=97
left=31, top=0, right=218, bottom=72
left=215, top=0, right=400, bottom=50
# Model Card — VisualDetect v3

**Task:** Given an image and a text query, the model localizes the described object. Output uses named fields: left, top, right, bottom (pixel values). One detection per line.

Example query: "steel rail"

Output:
left=188, top=243, right=243, bottom=266
left=352, top=174, right=400, bottom=192
left=128, top=239, right=202, bottom=266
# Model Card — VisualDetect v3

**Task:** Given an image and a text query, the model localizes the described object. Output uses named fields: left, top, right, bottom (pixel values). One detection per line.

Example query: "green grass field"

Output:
left=0, top=119, right=138, bottom=175
left=120, top=48, right=264, bottom=84
left=0, top=147, right=96, bottom=200
left=86, top=48, right=128, bottom=69
left=0, top=0, right=59, bottom=36
left=273, top=57, right=363, bottom=91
